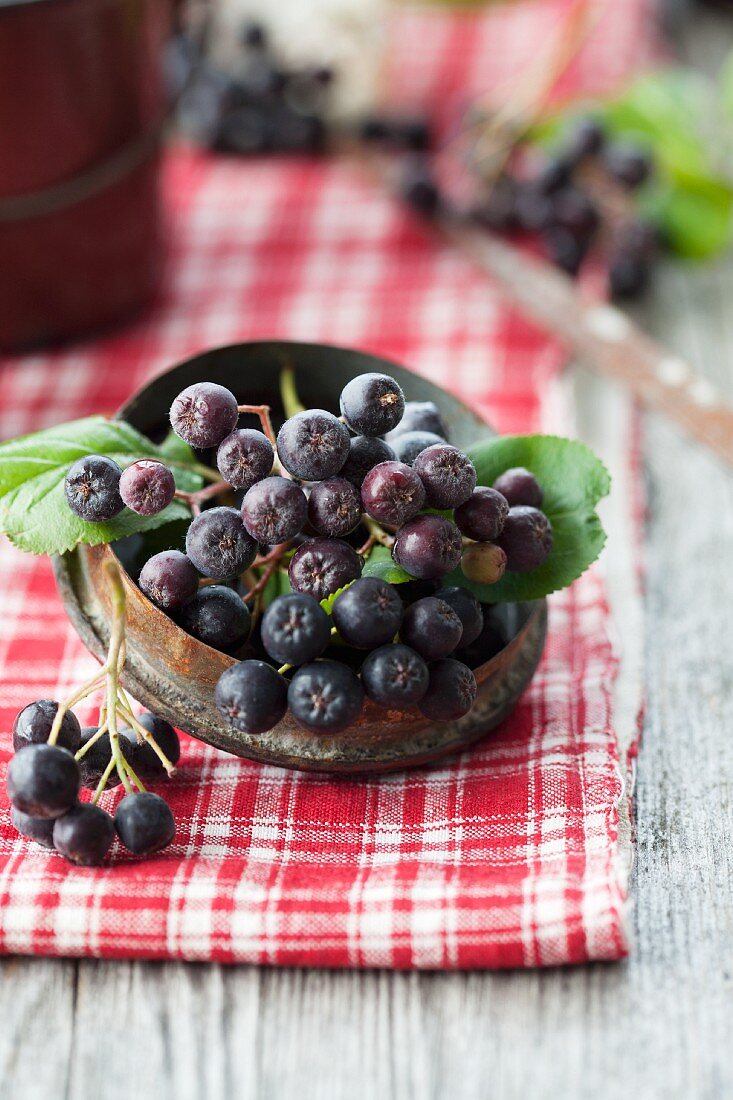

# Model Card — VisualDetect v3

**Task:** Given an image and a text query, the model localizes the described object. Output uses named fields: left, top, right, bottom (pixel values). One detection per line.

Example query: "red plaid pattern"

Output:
left=0, top=0, right=650, bottom=966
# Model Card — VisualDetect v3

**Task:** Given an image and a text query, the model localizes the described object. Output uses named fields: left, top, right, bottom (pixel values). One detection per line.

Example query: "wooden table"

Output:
left=2, top=13, right=732, bottom=1100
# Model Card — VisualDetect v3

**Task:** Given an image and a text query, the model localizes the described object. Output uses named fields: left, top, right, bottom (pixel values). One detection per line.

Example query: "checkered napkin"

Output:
left=0, top=0, right=650, bottom=966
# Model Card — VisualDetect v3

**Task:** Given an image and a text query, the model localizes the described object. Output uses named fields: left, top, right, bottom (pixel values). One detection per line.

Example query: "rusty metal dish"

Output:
left=53, top=341, right=547, bottom=773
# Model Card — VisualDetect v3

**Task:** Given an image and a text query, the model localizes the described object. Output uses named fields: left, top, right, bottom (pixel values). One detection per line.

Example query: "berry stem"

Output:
left=74, top=721, right=109, bottom=762
left=47, top=667, right=107, bottom=746
left=279, top=365, right=305, bottom=419
left=277, top=663, right=293, bottom=675
left=91, top=756, right=118, bottom=805
left=174, top=480, right=230, bottom=512
left=363, top=517, right=394, bottom=549
left=103, top=560, right=132, bottom=793
left=237, top=403, right=278, bottom=452
left=242, top=542, right=291, bottom=604
left=117, top=688, right=177, bottom=776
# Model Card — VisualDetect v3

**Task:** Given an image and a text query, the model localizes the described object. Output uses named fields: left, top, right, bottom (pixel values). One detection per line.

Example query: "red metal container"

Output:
left=0, top=0, right=173, bottom=351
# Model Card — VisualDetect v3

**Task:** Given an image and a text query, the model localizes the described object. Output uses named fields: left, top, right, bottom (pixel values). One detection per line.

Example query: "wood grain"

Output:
left=2, top=13, right=733, bottom=1100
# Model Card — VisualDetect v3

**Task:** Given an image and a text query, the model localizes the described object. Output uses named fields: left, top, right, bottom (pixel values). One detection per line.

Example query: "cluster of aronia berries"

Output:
left=64, top=368, right=554, bottom=738
left=466, top=116, right=658, bottom=299
left=6, top=700, right=178, bottom=867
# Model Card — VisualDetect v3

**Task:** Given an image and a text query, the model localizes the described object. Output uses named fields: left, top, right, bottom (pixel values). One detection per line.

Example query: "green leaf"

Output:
left=319, top=582, right=355, bottom=615
left=260, top=566, right=292, bottom=609
left=0, top=415, right=203, bottom=556
left=158, top=430, right=198, bottom=466
left=361, top=545, right=411, bottom=585
left=443, top=435, right=610, bottom=603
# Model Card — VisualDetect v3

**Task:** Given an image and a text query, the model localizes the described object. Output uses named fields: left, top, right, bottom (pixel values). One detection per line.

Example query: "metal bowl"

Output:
left=53, top=341, right=547, bottom=773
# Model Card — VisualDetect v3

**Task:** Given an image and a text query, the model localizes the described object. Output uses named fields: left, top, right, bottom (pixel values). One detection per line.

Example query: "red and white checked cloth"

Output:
left=0, top=0, right=651, bottom=967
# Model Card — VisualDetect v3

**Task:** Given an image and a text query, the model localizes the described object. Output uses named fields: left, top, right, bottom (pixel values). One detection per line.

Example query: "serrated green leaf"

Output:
left=361, top=545, right=411, bottom=585
left=0, top=415, right=204, bottom=556
left=442, top=435, right=610, bottom=603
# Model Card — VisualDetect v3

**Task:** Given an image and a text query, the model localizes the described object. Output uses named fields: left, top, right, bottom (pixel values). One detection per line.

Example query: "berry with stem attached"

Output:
left=170, top=382, right=239, bottom=448
left=413, top=444, right=476, bottom=509
left=339, top=373, right=405, bottom=437
left=65, top=455, right=124, bottom=521
left=179, top=585, right=252, bottom=650
left=498, top=507, right=553, bottom=572
left=418, top=658, right=477, bottom=721
left=360, top=644, right=429, bottom=708
left=185, top=506, right=258, bottom=580
left=6, top=743, right=80, bottom=819
left=12, top=700, right=81, bottom=754
left=241, top=476, right=307, bottom=544
left=261, top=593, right=331, bottom=666
left=331, top=577, right=404, bottom=649
left=77, top=726, right=136, bottom=790
left=392, top=515, right=463, bottom=580
left=289, top=538, right=362, bottom=602
left=125, top=714, right=181, bottom=775
left=400, top=597, right=463, bottom=661
left=307, top=477, right=362, bottom=538
left=276, top=410, right=350, bottom=481
left=119, top=460, right=175, bottom=516
left=288, top=660, right=364, bottom=733
left=361, top=461, right=426, bottom=527
left=138, top=550, right=199, bottom=611
left=216, top=428, right=273, bottom=490
left=53, top=803, right=115, bottom=867
left=114, top=792, right=176, bottom=857
left=215, top=659, right=288, bottom=733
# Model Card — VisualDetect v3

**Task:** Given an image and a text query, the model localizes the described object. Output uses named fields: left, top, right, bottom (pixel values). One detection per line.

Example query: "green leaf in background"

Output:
left=361, top=545, right=411, bottom=585
left=0, top=416, right=203, bottom=557
left=319, top=582, right=355, bottom=615
left=442, top=435, right=610, bottom=603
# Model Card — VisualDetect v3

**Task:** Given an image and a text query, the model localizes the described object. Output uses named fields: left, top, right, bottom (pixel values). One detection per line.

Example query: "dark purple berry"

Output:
left=307, top=477, right=362, bottom=538
left=470, top=176, right=519, bottom=233
left=339, top=435, right=396, bottom=488
left=566, top=117, right=605, bottom=162
left=185, top=506, right=258, bottom=579
left=386, top=399, right=447, bottom=441
left=139, top=550, right=199, bottom=611
left=288, top=661, right=364, bottom=733
left=215, top=659, right=288, bottom=734
left=536, top=155, right=573, bottom=194
left=332, top=577, right=404, bottom=649
left=288, top=538, right=362, bottom=602
left=65, top=455, right=124, bottom=521
left=217, top=428, right=273, bottom=490
left=393, top=515, right=462, bottom=580
left=544, top=227, right=589, bottom=276
left=498, top=506, right=553, bottom=572
left=261, top=593, right=331, bottom=666
left=241, top=476, right=307, bottom=545
left=12, top=700, right=81, bottom=754
left=170, top=382, right=239, bottom=448
left=389, top=430, right=445, bottom=466
left=11, top=806, right=56, bottom=848
left=418, top=658, right=477, bottom=721
left=400, top=156, right=441, bottom=216
left=515, top=185, right=555, bottom=233
left=413, top=444, right=476, bottom=509
left=361, top=461, right=425, bottom=527
left=179, top=585, right=251, bottom=649
left=492, top=467, right=543, bottom=508
left=114, top=792, right=175, bottom=857
left=7, top=744, right=80, bottom=819
left=604, top=144, right=652, bottom=189
left=77, top=725, right=136, bottom=790
left=360, top=644, right=429, bottom=708
left=241, top=20, right=267, bottom=48
left=339, top=373, right=405, bottom=437
left=277, top=410, right=350, bottom=481
left=126, top=714, right=181, bottom=774
left=609, top=251, right=650, bottom=299
left=461, top=542, right=507, bottom=584
left=434, top=586, right=483, bottom=648
left=400, top=597, right=462, bottom=661
left=119, top=460, right=175, bottom=516
left=54, top=803, right=115, bottom=866
left=454, top=486, right=509, bottom=542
